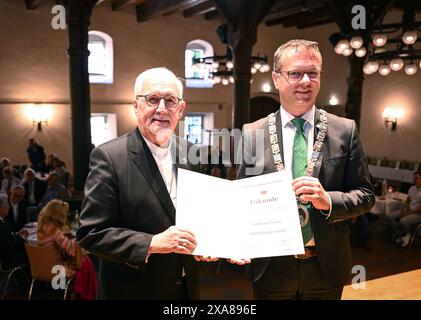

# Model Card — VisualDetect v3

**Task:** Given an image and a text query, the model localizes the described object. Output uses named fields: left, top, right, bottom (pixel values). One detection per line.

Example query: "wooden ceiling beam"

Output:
left=136, top=0, right=208, bottom=21
left=111, top=0, right=132, bottom=11
left=264, top=0, right=326, bottom=22
left=24, top=0, right=40, bottom=10
left=204, top=9, right=219, bottom=20
left=296, top=17, right=334, bottom=29
left=182, top=1, right=214, bottom=18
left=266, top=6, right=330, bottom=27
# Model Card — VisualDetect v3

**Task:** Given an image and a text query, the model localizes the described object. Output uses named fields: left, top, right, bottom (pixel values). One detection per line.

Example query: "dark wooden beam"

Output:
left=64, top=0, right=99, bottom=192
left=111, top=0, right=132, bottom=11
left=183, top=1, right=214, bottom=18
left=211, top=0, right=276, bottom=129
left=367, top=0, right=394, bottom=32
left=345, top=55, right=365, bottom=128
left=266, top=6, right=330, bottom=27
left=264, top=0, right=326, bottom=22
left=204, top=9, right=219, bottom=20
left=297, top=17, right=335, bottom=29
left=136, top=0, right=207, bottom=22
left=328, top=0, right=352, bottom=33
left=24, top=0, right=40, bottom=10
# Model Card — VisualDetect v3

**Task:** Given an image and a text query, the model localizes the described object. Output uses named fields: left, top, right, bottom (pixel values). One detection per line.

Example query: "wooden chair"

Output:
left=408, top=223, right=421, bottom=250
left=0, top=260, right=27, bottom=300
left=24, top=244, right=77, bottom=300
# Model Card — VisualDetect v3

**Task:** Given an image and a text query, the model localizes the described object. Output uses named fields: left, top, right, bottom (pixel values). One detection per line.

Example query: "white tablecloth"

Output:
left=371, top=193, right=407, bottom=215
left=368, top=165, right=415, bottom=183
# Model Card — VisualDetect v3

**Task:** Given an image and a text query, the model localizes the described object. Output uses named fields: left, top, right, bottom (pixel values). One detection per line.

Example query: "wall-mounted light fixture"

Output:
left=382, top=107, right=399, bottom=131
left=27, top=103, right=50, bottom=131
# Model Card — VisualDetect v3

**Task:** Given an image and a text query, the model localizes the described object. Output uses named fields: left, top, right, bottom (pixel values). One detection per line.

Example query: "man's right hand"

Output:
left=148, top=226, right=197, bottom=255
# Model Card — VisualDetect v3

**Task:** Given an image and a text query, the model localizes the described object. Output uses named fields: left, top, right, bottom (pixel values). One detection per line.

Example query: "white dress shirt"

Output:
left=142, top=135, right=177, bottom=207
left=280, top=105, right=332, bottom=219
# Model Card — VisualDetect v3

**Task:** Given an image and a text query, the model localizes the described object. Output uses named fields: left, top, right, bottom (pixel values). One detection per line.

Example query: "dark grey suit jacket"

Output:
left=77, top=128, right=202, bottom=299
left=237, top=109, right=375, bottom=287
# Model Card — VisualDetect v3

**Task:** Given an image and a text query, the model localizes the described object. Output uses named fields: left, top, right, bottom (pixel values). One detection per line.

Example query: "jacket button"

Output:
left=175, top=278, right=182, bottom=285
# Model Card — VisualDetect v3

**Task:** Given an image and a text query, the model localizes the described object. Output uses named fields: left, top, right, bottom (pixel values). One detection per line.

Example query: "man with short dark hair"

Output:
left=236, top=39, right=375, bottom=300
left=26, top=138, right=48, bottom=173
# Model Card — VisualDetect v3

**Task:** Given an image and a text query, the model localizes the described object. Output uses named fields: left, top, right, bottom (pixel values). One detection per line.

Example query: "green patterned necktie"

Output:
left=291, top=117, right=314, bottom=246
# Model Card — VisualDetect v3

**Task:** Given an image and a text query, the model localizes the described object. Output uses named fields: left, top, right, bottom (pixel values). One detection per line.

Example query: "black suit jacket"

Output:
left=5, top=200, right=28, bottom=232
left=237, top=109, right=375, bottom=287
left=77, top=129, right=202, bottom=299
left=0, top=219, right=27, bottom=269
left=24, top=179, right=47, bottom=206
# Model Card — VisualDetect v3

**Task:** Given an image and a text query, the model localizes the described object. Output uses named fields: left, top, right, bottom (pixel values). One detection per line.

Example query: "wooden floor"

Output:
left=342, top=269, right=421, bottom=300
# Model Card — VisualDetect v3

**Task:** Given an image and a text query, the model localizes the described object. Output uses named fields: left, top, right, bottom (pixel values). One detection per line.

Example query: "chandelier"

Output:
left=192, top=48, right=270, bottom=85
left=331, top=7, right=421, bottom=76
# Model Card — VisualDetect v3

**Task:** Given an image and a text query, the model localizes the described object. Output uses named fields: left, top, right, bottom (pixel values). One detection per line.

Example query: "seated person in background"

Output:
left=38, top=172, right=71, bottom=209
left=46, top=153, right=56, bottom=173
left=0, top=157, right=11, bottom=181
left=0, top=193, right=28, bottom=270
left=23, top=168, right=47, bottom=206
left=1, top=167, right=22, bottom=195
left=391, top=171, right=421, bottom=247
left=37, top=200, right=79, bottom=276
left=37, top=199, right=97, bottom=299
left=50, top=157, right=68, bottom=187
left=6, top=185, right=28, bottom=232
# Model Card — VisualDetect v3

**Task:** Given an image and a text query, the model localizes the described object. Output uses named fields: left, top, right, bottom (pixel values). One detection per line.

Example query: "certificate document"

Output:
left=176, top=169, right=304, bottom=259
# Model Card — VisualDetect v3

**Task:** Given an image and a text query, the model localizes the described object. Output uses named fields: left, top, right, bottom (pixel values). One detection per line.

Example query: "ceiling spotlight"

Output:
left=390, top=58, right=404, bottom=71
left=226, top=60, right=234, bottom=69
left=402, top=30, right=417, bottom=45
left=336, top=39, right=349, bottom=52
left=379, top=64, right=391, bottom=76
left=363, top=63, right=374, bottom=75
left=342, top=47, right=353, bottom=56
left=404, top=63, right=417, bottom=75
left=355, top=47, right=367, bottom=57
left=367, top=61, right=379, bottom=73
left=372, top=34, right=387, bottom=47
left=350, top=36, right=364, bottom=49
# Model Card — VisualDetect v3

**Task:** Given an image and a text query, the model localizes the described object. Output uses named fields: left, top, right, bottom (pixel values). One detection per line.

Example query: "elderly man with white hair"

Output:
left=77, top=68, right=213, bottom=300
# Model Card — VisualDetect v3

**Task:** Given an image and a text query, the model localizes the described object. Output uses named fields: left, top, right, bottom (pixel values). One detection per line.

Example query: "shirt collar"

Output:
left=141, top=133, right=172, bottom=157
left=280, top=105, right=315, bottom=129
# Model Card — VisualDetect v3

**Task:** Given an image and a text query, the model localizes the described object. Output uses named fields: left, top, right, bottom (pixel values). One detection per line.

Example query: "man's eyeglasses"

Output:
left=136, top=94, right=182, bottom=109
left=275, top=70, right=322, bottom=82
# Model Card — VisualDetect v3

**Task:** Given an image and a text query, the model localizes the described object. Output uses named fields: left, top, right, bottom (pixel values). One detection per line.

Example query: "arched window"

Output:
left=88, top=31, right=113, bottom=84
left=185, top=39, right=214, bottom=88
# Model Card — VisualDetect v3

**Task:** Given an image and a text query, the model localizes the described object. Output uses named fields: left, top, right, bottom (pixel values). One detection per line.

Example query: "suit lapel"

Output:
left=311, top=108, right=324, bottom=178
left=130, top=129, right=176, bottom=222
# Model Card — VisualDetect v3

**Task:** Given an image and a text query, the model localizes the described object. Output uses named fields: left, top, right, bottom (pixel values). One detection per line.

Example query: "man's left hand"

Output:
left=292, top=176, right=330, bottom=211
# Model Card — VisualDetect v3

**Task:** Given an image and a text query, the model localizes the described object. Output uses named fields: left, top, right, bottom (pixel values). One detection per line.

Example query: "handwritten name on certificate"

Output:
left=176, top=169, right=304, bottom=259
